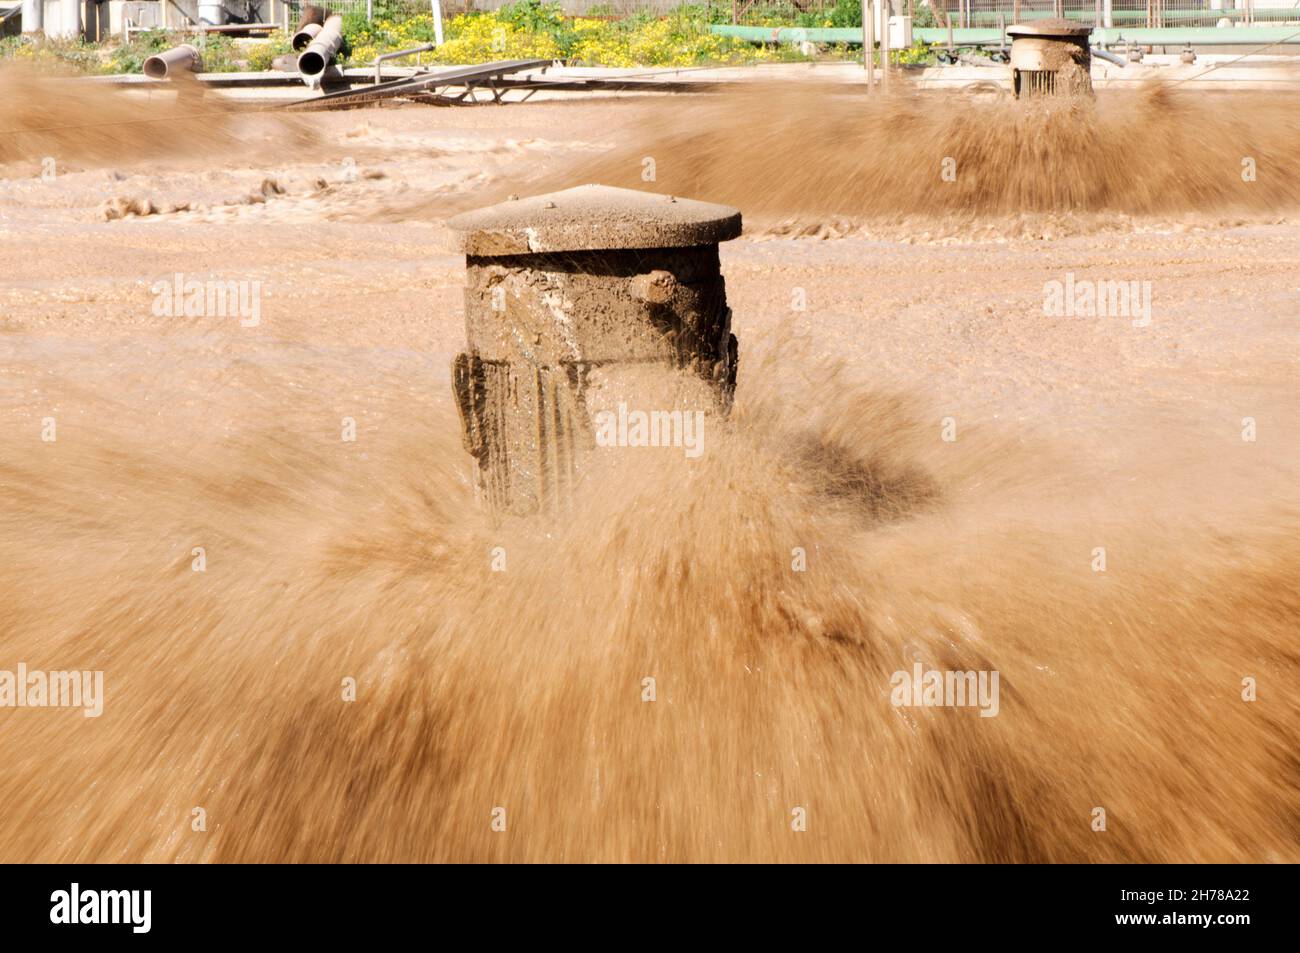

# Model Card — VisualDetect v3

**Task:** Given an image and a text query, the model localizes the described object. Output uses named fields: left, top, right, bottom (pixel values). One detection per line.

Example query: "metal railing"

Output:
left=931, top=0, right=1300, bottom=28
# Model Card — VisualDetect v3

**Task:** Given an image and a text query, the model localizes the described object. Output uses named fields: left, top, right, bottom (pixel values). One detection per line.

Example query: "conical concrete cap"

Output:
left=447, top=184, right=743, bottom=256
left=1007, top=18, right=1092, bottom=38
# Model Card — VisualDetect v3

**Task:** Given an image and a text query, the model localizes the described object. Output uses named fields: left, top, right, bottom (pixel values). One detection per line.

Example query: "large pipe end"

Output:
left=297, top=51, right=327, bottom=79
left=291, top=22, right=322, bottom=52
left=298, top=15, right=344, bottom=85
left=143, top=44, right=201, bottom=80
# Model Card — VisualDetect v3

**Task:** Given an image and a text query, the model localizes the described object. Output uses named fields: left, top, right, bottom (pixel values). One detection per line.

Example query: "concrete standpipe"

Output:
left=1007, top=20, right=1094, bottom=99
left=447, top=185, right=743, bottom=518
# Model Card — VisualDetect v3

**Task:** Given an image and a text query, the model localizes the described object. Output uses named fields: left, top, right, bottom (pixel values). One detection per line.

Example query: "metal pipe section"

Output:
left=431, top=0, right=445, bottom=47
left=292, top=22, right=321, bottom=52
left=298, top=14, right=345, bottom=87
left=143, top=44, right=204, bottom=80
left=292, top=6, right=329, bottom=53
left=374, top=43, right=436, bottom=85
left=1091, top=47, right=1128, bottom=67
left=297, top=4, right=329, bottom=28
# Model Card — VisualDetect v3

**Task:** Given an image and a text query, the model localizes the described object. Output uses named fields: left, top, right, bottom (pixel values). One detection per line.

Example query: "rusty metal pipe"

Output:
left=143, top=44, right=203, bottom=80
left=292, top=22, right=322, bottom=52
left=298, top=15, right=345, bottom=86
left=294, top=4, right=328, bottom=30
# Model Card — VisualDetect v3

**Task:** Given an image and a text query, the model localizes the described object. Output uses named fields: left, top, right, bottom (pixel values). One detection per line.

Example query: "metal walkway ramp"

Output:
left=281, top=59, right=553, bottom=110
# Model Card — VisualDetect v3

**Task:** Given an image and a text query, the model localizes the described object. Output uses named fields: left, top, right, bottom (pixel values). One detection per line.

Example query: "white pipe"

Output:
left=62, top=0, right=82, bottom=40
left=197, top=1, right=227, bottom=26
left=21, top=0, right=42, bottom=32
left=431, top=0, right=444, bottom=47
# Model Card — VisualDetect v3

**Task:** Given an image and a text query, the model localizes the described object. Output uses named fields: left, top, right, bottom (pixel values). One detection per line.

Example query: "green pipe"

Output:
left=711, top=25, right=865, bottom=44
left=711, top=24, right=1300, bottom=46
left=967, top=9, right=1300, bottom=23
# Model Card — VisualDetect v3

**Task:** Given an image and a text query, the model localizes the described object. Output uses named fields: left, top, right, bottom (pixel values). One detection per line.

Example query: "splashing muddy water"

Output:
left=449, top=83, right=1300, bottom=224
left=0, top=68, right=294, bottom=167
left=0, top=75, right=1298, bottom=862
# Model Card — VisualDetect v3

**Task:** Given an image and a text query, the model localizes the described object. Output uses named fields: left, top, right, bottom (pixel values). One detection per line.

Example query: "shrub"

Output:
left=245, top=31, right=295, bottom=72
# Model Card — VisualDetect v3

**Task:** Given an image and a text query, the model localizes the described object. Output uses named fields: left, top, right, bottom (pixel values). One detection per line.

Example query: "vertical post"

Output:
left=868, top=0, right=876, bottom=85
left=432, top=0, right=444, bottom=45
left=367, top=0, right=372, bottom=20
left=880, top=0, right=891, bottom=86
left=1013, top=0, right=1020, bottom=25
left=1104, top=0, right=1113, bottom=27
left=1094, top=0, right=1100, bottom=26
left=863, top=0, right=874, bottom=90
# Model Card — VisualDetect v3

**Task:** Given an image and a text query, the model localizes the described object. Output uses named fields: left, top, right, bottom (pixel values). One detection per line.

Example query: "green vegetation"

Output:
left=244, top=30, right=294, bottom=73
left=342, top=2, right=797, bottom=69
left=0, top=34, right=103, bottom=73
left=0, top=3, right=942, bottom=75
left=1, top=28, right=243, bottom=74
